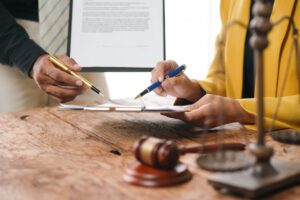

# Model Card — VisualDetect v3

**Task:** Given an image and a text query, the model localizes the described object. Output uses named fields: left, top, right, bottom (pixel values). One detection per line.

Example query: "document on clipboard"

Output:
left=68, top=0, right=165, bottom=72
left=59, top=103, right=187, bottom=113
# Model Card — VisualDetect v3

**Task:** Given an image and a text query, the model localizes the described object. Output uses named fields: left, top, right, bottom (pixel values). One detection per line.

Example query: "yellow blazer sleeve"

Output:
left=238, top=95, right=300, bottom=131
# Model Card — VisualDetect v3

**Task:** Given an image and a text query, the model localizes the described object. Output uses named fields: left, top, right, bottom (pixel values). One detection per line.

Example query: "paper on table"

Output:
left=59, top=103, right=187, bottom=113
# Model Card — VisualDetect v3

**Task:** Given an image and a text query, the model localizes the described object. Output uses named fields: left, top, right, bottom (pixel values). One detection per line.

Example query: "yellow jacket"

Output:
left=198, top=0, right=300, bottom=131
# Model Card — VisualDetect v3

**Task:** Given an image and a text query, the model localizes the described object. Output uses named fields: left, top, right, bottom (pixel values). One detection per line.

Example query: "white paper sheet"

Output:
left=69, top=0, right=165, bottom=69
left=59, top=103, right=186, bottom=113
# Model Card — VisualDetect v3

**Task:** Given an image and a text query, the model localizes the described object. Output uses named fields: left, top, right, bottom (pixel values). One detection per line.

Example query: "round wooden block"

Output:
left=123, top=161, right=192, bottom=187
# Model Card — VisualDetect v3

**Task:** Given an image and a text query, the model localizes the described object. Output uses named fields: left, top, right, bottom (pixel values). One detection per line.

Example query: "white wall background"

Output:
left=105, top=0, right=221, bottom=99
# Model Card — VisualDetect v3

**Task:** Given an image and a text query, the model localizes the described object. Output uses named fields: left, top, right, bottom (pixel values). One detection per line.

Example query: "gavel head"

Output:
left=133, top=136, right=180, bottom=169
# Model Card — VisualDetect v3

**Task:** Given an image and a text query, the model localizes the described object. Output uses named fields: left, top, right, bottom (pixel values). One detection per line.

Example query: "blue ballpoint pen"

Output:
left=134, top=64, right=186, bottom=99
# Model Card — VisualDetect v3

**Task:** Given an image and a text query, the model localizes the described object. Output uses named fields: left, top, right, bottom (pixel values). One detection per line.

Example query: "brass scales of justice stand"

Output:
left=207, top=0, right=300, bottom=198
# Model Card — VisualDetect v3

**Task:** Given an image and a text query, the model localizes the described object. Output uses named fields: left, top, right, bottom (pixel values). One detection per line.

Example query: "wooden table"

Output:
left=0, top=99, right=299, bottom=200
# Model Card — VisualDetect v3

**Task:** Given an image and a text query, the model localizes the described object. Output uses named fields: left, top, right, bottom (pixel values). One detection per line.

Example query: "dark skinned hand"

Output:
left=30, top=54, right=86, bottom=103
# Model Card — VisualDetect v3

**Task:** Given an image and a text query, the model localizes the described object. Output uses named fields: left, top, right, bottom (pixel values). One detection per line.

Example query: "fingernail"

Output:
left=76, top=80, right=83, bottom=86
left=158, top=76, right=164, bottom=82
left=74, top=64, right=82, bottom=71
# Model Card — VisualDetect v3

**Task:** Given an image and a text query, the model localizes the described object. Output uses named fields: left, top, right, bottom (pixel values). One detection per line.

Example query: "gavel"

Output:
left=134, top=136, right=246, bottom=169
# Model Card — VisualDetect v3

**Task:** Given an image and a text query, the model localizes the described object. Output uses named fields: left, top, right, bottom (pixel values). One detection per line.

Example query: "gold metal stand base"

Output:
left=208, top=159, right=300, bottom=198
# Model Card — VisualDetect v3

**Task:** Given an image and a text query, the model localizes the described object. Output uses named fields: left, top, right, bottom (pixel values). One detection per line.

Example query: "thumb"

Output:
left=188, top=94, right=216, bottom=111
left=185, top=97, right=209, bottom=111
left=186, top=103, right=199, bottom=111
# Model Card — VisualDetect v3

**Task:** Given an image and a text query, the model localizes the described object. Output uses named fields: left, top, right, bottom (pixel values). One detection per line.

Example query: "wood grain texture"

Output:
left=0, top=98, right=299, bottom=200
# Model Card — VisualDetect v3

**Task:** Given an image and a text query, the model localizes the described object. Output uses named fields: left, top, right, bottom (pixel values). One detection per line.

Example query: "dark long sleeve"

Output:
left=0, top=2, right=47, bottom=76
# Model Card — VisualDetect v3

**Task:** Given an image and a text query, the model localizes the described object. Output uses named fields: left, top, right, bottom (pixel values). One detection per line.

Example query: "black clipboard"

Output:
left=67, top=0, right=166, bottom=72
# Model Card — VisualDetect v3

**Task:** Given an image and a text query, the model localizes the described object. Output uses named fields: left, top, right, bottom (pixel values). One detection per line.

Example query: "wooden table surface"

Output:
left=0, top=98, right=299, bottom=200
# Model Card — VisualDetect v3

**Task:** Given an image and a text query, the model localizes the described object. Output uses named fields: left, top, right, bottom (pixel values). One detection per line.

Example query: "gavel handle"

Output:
left=179, top=143, right=246, bottom=155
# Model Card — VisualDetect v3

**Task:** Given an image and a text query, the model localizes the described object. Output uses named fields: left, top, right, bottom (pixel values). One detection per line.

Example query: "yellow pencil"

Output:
left=48, top=56, right=103, bottom=96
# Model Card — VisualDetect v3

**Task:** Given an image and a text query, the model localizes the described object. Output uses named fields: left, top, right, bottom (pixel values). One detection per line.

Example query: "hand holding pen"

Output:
left=140, top=60, right=203, bottom=102
left=48, top=56, right=102, bottom=96
left=30, top=55, right=87, bottom=103
left=135, top=62, right=186, bottom=99
left=30, top=54, right=102, bottom=103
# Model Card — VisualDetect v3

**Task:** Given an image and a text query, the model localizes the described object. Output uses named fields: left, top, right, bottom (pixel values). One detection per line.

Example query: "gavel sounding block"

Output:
left=123, top=161, right=192, bottom=187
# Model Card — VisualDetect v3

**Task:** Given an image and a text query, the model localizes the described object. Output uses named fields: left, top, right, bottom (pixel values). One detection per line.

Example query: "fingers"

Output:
left=160, top=77, right=179, bottom=95
left=150, top=60, right=201, bottom=101
left=186, top=105, right=214, bottom=127
left=186, top=94, right=214, bottom=111
left=162, top=95, right=220, bottom=128
left=182, top=95, right=223, bottom=127
left=70, top=64, right=81, bottom=72
left=154, top=87, right=167, bottom=97
left=41, top=55, right=83, bottom=87
left=151, top=60, right=178, bottom=96
left=45, top=85, right=84, bottom=103
left=163, top=105, right=212, bottom=127
left=46, top=67, right=83, bottom=87
left=31, top=54, right=86, bottom=103
left=37, top=73, right=85, bottom=102
left=56, top=55, right=81, bottom=72
left=163, top=95, right=240, bottom=128
left=151, top=60, right=178, bottom=82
